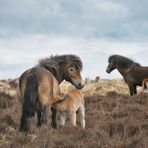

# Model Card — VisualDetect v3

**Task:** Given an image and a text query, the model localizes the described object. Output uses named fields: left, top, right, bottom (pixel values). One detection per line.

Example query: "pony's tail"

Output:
left=20, top=74, right=39, bottom=131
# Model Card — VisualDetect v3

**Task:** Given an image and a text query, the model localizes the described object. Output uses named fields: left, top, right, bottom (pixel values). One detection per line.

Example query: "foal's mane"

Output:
left=109, top=54, right=141, bottom=69
left=38, top=54, right=83, bottom=72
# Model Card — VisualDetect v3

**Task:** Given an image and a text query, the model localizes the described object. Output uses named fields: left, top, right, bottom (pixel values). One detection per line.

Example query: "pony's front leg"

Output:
left=51, top=107, right=57, bottom=128
left=128, top=83, right=137, bottom=96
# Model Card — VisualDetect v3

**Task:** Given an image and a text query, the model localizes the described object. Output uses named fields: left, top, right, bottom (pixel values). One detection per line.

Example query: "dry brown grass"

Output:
left=60, top=78, right=130, bottom=96
left=0, top=79, right=148, bottom=148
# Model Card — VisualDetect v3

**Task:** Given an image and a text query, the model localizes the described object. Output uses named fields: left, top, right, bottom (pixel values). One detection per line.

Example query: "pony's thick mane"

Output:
left=38, top=54, right=83, bottom=72
left=109, top=54, right=141, bottom=69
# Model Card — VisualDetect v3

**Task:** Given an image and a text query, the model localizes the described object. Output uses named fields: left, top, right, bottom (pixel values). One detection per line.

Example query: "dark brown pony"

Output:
left=106, top=54, right=148, bottom=96
left=19, top=54, right=84, bottom=131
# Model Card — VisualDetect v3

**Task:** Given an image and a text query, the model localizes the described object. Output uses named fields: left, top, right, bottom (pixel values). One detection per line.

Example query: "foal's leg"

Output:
left=59, top=111, right=67, bottom=126
left=69, top=112, right=77, bottom=127
left=77, top=104, right=85, bottom=128
left=51, top=107, right=57, bottom=128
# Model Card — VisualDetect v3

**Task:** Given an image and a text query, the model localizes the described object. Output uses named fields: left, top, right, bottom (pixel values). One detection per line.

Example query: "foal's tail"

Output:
left=20, top=74, right=39, bottom=131
left=53, top=94, right=69, bottom=105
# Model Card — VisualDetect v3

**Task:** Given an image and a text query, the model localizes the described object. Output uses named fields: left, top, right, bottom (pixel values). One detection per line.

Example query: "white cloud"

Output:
left=94, top=0, right=128, bottom=13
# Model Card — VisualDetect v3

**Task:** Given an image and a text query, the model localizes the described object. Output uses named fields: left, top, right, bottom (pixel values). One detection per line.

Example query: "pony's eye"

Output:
left=70, top=68, right=74, bottom=72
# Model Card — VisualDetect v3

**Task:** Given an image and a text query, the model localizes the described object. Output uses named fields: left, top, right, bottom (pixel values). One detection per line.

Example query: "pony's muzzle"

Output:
left=106, top=68, right=111, bottom=73
left=74, top=81, right=84, bottom=89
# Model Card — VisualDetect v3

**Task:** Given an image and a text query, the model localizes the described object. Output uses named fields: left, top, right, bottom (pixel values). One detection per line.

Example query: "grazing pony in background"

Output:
left=19, top=54, right=84, bottom=131
left=53, top=89, right=85, bottom=128
left=106, top=54, right=148, bottom=96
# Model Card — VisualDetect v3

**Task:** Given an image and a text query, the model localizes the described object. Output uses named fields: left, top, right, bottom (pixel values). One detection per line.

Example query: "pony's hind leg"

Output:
left=42, top=106, right=49, bottom=125
left=77, top=104, right=85, bottom=128
left=37, top=110, right=42, bottom=127
left=51, top=107, right=57, bottom=128
left=36, top=105, right=49, bottom=127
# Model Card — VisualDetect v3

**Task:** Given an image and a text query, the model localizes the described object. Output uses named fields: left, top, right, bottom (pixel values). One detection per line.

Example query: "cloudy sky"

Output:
left=0, top=0, right=148, bottom=79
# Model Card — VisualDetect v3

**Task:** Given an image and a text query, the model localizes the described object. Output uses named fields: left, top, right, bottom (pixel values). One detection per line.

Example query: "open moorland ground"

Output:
left=0, top=78, right=148, bottom=148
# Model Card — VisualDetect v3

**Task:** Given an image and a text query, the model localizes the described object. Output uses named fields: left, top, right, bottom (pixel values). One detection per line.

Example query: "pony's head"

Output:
left=63, top=55, right=84, bottom=89
left=64, top=66, right=83, bottom=89
left=106, top=55, right=117, bottom=73
left=38, top=54, right=84, bottom=89
left=106, top=54, right=141, bottom=73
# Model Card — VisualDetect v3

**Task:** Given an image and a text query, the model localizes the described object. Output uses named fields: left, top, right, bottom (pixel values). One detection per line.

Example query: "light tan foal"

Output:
left=53, top=89, right=85, bottom=128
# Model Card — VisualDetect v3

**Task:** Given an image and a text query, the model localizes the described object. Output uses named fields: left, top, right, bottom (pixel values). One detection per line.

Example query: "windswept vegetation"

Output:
left=0, top=78, right=148, bottom=148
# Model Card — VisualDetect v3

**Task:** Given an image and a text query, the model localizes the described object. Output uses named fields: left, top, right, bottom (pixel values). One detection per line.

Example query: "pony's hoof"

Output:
left=19, top=127, right=29, bottom=132
left=42, top=119, right=48, bottom=125
left=51, top=123, right=57, bottom=129
left=36, top=123, right=42, bottom=127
